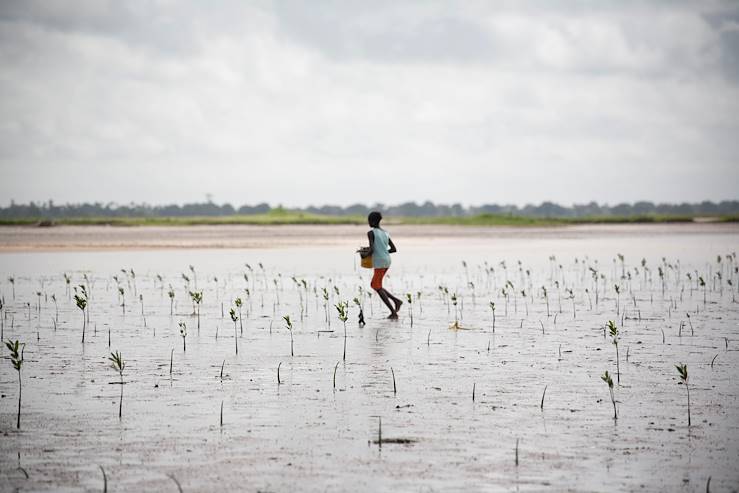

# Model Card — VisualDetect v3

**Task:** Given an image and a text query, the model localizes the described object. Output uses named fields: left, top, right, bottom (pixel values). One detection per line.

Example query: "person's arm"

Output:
left=361, top=230, right=374, bottom=258
left=388, top=237, right=397, bottom=254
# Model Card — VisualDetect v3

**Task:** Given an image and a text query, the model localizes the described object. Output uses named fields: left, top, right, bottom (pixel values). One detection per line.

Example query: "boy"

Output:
left=362, top=211, right=402, bottom=319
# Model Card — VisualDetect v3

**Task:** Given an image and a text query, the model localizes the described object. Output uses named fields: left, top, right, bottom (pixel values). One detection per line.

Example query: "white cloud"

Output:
left=0, top=0, right=738, bottom=207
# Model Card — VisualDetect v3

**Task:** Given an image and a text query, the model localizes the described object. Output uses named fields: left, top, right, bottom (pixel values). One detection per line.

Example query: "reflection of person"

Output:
left=362, top=211, right=402, bottom=319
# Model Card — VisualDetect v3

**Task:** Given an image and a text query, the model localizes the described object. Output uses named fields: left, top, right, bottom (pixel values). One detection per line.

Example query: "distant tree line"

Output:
left=1, top=199, right=738, bottom=219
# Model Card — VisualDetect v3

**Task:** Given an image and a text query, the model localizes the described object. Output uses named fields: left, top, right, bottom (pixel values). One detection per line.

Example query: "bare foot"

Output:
left=387, top=312, right=398, bottom=319
left=393, top=299, right=403, bottom=312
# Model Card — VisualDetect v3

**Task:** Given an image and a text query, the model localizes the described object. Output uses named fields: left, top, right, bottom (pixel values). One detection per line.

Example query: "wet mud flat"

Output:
left=0, top=225, right=738, bottom=491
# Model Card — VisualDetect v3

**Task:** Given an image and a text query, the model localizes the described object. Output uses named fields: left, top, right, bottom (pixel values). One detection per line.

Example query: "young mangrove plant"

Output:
left=5, top=339, right=24, bottom=428
left=74, top=292, right=88, bottom=343
left=353, top=297, right=365, bottom=327
left=167, top=286, right=175, bottom=316
left=229, top=308, right=239, bottom=355
left=608, top=320, right=620, bottom=384
left=8, top=276, right=15, bottom=300
left=406, top=293, right=413, bottom=326
left=234, top=297, right=243, bottom=334
left=189, top=291, right=203, bottom=330
left=118, top=287, right=125, bottom=314
left=336, top=301, right=349, bottom=361
left=489, top=302, right=496, bottom=332
left=675, top=363, right=690, bottom=426
left=283, top=315, right=294, bottom=356
left=601, top=370, right=617, bottom=420
left=541, top=286, right=550, bottom=317
left=178, top=322, right=187, bottom=352
left=450, top=293, right=460, bottom=329
left=566, top=288, right=576, bottom=319
left=322, top=287, right=330, bottom=327
left=109, top=351, right=125, bottom=419
left=51, top=294, right=58, bottom=322
left=521, top=289, right=528, bottom=316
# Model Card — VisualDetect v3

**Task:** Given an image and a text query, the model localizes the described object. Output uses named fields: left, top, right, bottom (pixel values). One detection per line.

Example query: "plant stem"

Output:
left=17, top=370, right=21, bottom=429
left=119, top=373, right=123, bottom=419
left=686, top=383, right=691, bottom=426
left=540, top=385, right=547, bottom=410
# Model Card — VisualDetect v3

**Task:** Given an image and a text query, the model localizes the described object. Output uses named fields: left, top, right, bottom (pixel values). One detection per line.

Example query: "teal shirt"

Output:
left=371, top=228, right=391, bottom=269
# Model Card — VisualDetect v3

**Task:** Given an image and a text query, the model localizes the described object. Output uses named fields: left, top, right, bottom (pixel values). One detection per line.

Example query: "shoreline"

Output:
left=0, top=222, right=737, bottom=252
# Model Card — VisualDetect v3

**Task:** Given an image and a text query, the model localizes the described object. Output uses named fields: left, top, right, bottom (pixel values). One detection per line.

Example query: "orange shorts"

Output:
left=371, top=268, right=388, bottom=290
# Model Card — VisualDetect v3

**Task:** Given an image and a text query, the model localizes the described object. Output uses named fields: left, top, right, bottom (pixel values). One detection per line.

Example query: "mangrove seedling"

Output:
left=74, top=292, right=87, bottom=343
left=406, top=293, right=413, bottom=326
left=51, top=294, right=58, bottom=322
left=234, top=297, right=243, bottom=334
left=118, top=287, right=125, bottom=314
left=698, top=276, right=706, bottom=305
left=675, top=363, right=690, bottom=426
left=567, top=288, right=575, bottom=319
left=353, top=297, right=365, bottom=327
left=608, top=320, right=620, bottom=384
left=333, top=360, right=339, bottom=390
left=167, top=286, right=175, bottom=316
left=322, top=287, right=330, bottom=326
left=283, top=315, right=294, bottom=356
left=541, top=286, right=549, bottom=317
left=178, top=322, right=187, bottom=352
left=8, top=276, right=15, bottom=299
left=109, top=351, right=125, bottom=419
left=189, top=291, right=203, bottom=330
left=614, top=284, right=621, bottom=316
left=601, top=370, right=617, bottom=420
left=450, top=293, right=460, bottom=329
left=336, top=301, right=349, bottom=361
left=5, top=339, right=24, bottom=428
left=229, top=308, right=238, bottom=355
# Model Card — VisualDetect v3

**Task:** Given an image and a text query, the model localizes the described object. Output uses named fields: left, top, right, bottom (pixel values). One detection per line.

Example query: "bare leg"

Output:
left=382, top=289, right=403, bottom=313
left=374, top=288, right=397, bottom=318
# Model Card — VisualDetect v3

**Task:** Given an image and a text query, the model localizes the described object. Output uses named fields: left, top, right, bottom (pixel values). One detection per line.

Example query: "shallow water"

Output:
left=1, top=225, right=738, bottom=492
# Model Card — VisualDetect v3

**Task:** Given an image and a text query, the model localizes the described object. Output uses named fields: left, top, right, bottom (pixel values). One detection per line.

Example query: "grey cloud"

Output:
left=273, top=2, right=496, bottom=63
left=272, top=1, right=739, bottom=83
left=0, top=1, right=737, bottom=207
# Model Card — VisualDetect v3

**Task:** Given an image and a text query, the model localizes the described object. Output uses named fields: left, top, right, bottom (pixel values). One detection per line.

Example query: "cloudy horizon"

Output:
left=1, top=0, right=738, bottom=208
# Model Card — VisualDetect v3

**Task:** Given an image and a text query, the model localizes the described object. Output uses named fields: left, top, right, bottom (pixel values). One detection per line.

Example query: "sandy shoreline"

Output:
left=0, top=222, right=737, bottom=251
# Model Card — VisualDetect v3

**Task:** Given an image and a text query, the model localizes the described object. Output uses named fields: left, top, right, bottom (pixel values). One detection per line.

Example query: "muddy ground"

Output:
left=0, top=224, right=738, bottom=491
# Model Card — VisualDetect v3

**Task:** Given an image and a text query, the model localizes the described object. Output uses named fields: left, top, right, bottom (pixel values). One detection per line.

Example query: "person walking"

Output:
left=362, top=211, right=402, bottom=319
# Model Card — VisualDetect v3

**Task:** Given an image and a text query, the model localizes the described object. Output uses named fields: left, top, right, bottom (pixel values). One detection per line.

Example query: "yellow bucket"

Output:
left=361, top=255, right=373, bottom=269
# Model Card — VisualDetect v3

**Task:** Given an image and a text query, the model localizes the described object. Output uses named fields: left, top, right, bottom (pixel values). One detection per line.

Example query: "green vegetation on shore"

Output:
left=1, top=211, right=737, bottom=227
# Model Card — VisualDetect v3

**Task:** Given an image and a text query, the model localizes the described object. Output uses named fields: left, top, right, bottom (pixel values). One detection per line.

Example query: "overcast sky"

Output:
left=1, top=1, right=738, bottom=208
